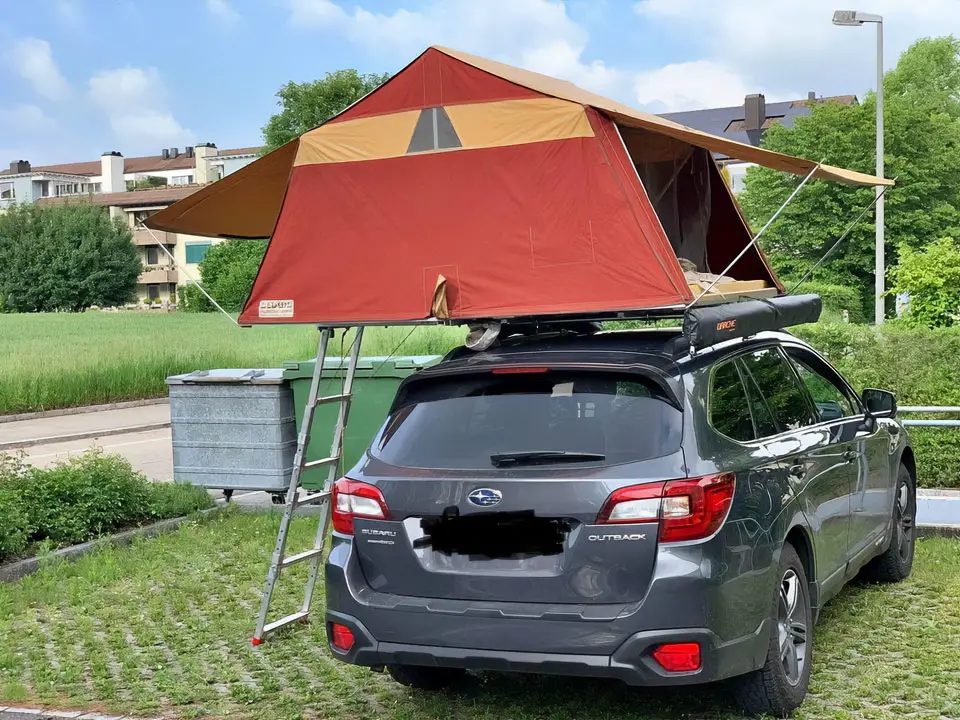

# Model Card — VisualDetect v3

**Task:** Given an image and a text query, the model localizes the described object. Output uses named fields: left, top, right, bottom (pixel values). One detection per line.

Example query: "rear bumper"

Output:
left=326, top=610, right=770, bottom=686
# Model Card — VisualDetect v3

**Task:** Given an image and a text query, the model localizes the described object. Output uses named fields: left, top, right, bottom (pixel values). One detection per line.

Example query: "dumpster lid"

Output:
left=166, top=368, right=286, bottom=385
left=282, top=355, right=440, bottom=379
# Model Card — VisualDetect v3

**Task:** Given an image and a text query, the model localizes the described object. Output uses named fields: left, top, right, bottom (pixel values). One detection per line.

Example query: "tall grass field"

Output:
left=0, top=313, right=464, bottom=414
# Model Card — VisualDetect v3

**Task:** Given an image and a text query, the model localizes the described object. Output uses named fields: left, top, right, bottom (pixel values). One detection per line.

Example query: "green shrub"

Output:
left=889, top=237, right=960, bottom=328
left=795, top=322, right=960, bottom=487
left=0, top=454, right=29, bottom=558
left=23, top=451, right=152, bottom=545
left=0, top=450, right=215, bottom=563
left=148, top=482, right=215, bottom=518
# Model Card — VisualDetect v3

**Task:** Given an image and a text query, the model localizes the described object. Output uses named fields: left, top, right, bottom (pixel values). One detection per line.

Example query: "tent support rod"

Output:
left=789, top=182, right=893, bottom=294
left=136, top=222, right=239, bottom=326
left=687, top=160, right=823, bottom=308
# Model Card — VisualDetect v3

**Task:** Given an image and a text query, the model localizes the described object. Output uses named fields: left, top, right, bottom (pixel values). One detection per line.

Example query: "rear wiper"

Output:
left=490, top=450, right=606, bottom=467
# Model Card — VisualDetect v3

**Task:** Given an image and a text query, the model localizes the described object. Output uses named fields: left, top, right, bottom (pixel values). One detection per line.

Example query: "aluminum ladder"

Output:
left=251, top=326, right=364, bottom=645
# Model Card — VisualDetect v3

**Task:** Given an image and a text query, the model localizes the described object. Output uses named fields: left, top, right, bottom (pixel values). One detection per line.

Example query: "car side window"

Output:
left=738, top=347, right=817, bottom=433
left=785, top=350, right=858, bottom=423
left=709, top=360, right=755, bottom=441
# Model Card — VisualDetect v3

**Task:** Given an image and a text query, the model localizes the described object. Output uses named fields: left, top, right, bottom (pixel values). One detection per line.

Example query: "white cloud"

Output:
left=88, top=67, right=193, bottom=150
left=206, top=0, right=241, bottom=27
left=0, top=104, right=56, bottom=133
left=6, top=38, right=70, bottom=101
left=634, top=0, right=960, bottom=103
left=56, top=0, right=84, bottom=31
left=287, top=0, right=630, bottom=97
left=634, top=61, right=755, bottom=113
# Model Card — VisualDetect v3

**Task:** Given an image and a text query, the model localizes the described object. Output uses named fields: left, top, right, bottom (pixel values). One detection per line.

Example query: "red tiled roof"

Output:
left=0, top=146, right=263, bottom=177
left=36, top=186, right=202, bottom=208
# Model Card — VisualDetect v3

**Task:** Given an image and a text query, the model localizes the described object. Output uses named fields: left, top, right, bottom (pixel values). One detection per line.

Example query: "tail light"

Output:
left=652, top=642, right=701, bottom=672
left=330, top=623, right=355, bottom=652
left=597, top=473, right=735, bottom=543
left=332, top=478, right=390, bottom=535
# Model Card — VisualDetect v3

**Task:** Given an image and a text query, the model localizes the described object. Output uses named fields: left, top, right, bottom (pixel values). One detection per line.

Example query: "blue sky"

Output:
left=1, top=0, right=957, bottom=165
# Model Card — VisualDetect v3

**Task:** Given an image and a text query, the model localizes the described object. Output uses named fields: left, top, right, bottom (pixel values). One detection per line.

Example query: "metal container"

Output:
left=283, top=355, right=440, bottom=490
left=166, top=369, right=296, bottom=492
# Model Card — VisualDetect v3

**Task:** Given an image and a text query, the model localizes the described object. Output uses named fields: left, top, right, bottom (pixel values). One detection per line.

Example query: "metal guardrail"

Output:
left=899, top=407, right=960, bottom=428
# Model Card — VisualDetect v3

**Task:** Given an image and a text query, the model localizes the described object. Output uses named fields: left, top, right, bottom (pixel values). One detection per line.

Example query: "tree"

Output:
left=739, top=37, right=960, bottom=320
left=889, top=237, right=960, bottom=327
left=0, top=203, right=141, bottom=312
left=179, top=239, right=267, bottom=313
left=261, top=69, right=390, bottom=153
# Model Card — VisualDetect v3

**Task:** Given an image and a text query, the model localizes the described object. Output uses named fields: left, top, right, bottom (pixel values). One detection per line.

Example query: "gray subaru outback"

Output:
left=323, top=327, right=915, bottom=717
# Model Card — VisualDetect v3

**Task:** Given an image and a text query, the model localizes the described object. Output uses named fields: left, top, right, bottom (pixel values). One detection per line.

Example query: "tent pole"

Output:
left=687, top=160, right=823, bottom=308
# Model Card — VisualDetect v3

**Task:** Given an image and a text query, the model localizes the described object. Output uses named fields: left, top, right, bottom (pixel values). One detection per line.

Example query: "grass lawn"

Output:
left=0, top=313, right=463, bottom=414
left=0, top=511, right=957, bottom=720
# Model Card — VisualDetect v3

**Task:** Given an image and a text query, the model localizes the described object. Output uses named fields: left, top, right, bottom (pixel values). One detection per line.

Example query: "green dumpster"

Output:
left=283, top=355, right=440, bottom=489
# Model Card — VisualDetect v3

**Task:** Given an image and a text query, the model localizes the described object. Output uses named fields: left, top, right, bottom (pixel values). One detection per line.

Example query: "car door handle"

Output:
left=842, top=449, right=860, bottom=463
left=788, top=463, right=806, bottom=479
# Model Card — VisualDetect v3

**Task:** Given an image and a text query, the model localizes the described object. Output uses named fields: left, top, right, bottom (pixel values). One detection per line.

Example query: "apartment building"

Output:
left=1, top=144, right=260, bottom=304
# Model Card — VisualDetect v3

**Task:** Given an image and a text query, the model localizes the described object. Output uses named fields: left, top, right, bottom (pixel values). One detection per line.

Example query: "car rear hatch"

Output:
left=341, top=365, right=688, bottom=605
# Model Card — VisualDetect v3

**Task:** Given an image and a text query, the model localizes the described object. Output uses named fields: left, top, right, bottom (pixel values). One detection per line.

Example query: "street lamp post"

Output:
left=832, top=10, right=884, bottom=325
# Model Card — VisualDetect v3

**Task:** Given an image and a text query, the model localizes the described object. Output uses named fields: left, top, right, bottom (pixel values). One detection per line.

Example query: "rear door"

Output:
left=736, top=346, right=856, bottom=590
left=350, top=368, right=686, bottom=605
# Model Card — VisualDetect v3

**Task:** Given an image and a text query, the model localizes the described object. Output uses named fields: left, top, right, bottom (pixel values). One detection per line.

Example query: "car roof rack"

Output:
left=460, top=294, right=822, bottom=354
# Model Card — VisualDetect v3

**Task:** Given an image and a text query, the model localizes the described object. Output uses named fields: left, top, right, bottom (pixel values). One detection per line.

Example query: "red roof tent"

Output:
left=146, top=47, right=891, bottom=326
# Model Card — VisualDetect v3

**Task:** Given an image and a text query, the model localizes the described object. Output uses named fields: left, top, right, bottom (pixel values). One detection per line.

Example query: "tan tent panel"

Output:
left=293, top=98, right=594, bottom=166
left=435, top=46, right=893, bottom=188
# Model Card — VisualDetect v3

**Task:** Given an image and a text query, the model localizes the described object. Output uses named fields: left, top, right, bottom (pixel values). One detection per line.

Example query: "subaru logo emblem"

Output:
left=467, top=488, right=502, bottom=507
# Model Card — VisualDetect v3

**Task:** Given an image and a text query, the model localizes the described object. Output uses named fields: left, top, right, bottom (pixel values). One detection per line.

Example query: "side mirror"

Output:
left=862, top=388, right=897, bottom=419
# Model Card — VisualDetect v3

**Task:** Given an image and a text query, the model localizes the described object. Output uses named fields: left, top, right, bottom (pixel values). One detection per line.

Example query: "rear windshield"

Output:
left=373, top=371, right=683, bottom=470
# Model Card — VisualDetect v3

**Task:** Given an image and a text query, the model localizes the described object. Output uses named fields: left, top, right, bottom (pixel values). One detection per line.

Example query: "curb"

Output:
left=0, top=707, right=166, bottom=719
left=0, top=506, right=224, bottom=584
left=0, top=422, right=171, bottom=452
left=0, top=398, right=168, bottom=424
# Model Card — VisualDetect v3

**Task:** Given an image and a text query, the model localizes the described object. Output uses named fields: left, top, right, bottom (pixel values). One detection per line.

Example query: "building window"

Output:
left=146, top=247, right=159, bottom=265
left=185, top=241, right=212, bottom=264
left=55, top=182, right=85, bottom=196
left=148, top=284, right=161, bottom=301
left=0, top=182, right=14, bottom=200
left=80, top=182, right=101, bottom=194
left=171, top=174, right=194, bottom=186
left=132, top=209, right=158, bottom=227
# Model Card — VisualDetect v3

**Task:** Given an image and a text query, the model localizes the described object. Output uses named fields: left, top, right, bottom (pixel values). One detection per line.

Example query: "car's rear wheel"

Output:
left=862, top=463, right=915, bottom=583
left=733, top=543, right=811, bottom=717
left=387, top=664, right=465, bottom=690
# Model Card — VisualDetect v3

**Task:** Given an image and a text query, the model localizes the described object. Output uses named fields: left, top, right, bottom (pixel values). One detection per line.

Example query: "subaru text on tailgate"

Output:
left=323, top=328, right=915, bottom=717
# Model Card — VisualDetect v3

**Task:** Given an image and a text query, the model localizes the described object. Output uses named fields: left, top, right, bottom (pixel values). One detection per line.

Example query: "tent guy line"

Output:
left=688, top=160, right=823, bottom=309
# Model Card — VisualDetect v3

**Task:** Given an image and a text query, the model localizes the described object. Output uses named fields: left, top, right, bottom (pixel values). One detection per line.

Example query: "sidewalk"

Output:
left=0, top=403, right=170, bottom=449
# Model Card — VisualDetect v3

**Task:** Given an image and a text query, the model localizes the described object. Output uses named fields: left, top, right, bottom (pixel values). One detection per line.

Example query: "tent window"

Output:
left=407, top=107, right=462, bottom=153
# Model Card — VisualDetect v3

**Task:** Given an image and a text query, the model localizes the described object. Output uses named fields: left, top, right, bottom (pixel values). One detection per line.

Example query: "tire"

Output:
left=387, top=664, right=465, bottom=691
left=861, top=464, right=916, bottom=583
left=733, top=543, right=812, bottom=718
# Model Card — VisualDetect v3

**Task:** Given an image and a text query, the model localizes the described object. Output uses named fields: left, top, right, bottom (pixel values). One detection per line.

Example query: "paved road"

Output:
left=23, top=427, right=175, bottom=479
left=2, top=403, right=171, bottom=446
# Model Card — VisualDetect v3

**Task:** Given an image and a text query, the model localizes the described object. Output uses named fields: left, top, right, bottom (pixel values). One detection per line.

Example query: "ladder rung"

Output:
left=303, top=455, right=339, bottom=469
left=280, top=548, right=324, bottom=568
left=315, top=392, right=352, bottom=406
left=262, top=611, right=310, bottom=635
left=296, top=490, right=331, bottom=507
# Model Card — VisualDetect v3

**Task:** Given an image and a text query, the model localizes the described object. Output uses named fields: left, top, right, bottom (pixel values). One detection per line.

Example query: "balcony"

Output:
left=138, top=267, right=178, bottom=284
left=133, top=229, right=173, bottom=246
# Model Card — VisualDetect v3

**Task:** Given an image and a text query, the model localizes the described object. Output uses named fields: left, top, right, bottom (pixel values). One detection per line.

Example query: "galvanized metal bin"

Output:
left=166, top=369, right=296, bottom=492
